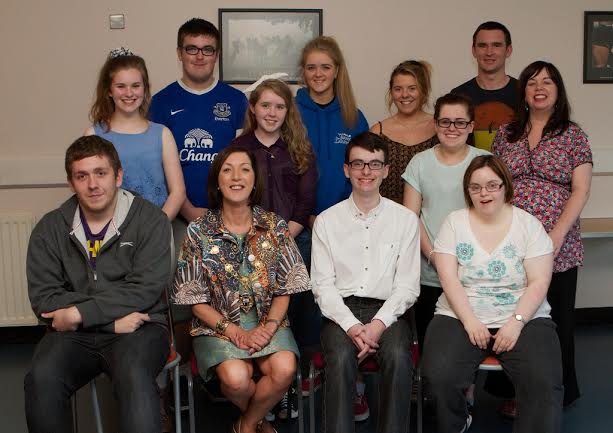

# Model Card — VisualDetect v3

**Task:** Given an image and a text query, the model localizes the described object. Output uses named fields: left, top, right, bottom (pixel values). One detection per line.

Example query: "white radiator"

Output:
left=0, top=210, right=38, bottom=326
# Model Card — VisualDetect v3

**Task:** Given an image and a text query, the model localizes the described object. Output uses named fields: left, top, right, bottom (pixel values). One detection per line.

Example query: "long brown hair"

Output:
left=243, top=79, right=314, bottom=174
left=89, top=54, right=151, bottom=132
left=300, top=36, right=359, bottom=127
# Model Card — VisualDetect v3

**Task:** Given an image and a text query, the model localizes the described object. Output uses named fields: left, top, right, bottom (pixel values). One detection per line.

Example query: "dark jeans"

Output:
left=414, top=284, right=443, bottom=350
left=320, top=297, right=413, bottom=433
left=548, top=267, right=580, bottom=406
left=289, top=227, right=322, bottom=375
left=423, top=315, right=563, bottom=433
left=24, top=323, right=169, bottom=433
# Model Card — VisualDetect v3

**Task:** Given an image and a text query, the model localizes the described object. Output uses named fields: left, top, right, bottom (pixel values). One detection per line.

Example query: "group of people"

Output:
left=23, top=16, right=591, bottom=433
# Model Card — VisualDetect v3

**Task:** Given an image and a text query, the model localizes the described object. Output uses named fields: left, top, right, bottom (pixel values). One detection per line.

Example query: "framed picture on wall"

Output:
left=584, top=11, right=613, bottom=83
left=219, top=8, right=323, bottom=84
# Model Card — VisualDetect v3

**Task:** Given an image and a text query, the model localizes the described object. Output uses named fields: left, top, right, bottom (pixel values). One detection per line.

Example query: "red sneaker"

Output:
left=302, top=371, right=322, bottom=397
left=354, top=392, right=370, bottom=422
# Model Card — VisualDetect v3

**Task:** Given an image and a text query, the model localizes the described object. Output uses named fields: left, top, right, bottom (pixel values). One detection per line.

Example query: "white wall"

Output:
left=1, top=0, right=612, bottom=305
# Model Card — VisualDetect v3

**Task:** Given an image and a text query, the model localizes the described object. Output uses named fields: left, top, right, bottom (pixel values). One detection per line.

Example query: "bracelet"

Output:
left=215, top=318, right=231, bottom=335
left=265, top=318, right=281, bottom=327
left=427, top=249, right=435, bottom=265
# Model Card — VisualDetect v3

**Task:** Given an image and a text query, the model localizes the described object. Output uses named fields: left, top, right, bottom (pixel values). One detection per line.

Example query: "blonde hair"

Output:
left=300, top=36, right=359, bottom=127
left=243, top=79, right=314, bottom=174
left=386, top=60, right=432, bottom=113
left=89, top=54, right=151, bottom=132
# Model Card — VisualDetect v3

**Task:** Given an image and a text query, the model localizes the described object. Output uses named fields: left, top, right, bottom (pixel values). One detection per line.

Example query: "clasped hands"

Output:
left=347, top=319, right=386, bottom=363
left=229, top=322, right=277, bottom=355
left=463, top=316, right=523, bottom=354
left=42, top=307, right=149, bottom=334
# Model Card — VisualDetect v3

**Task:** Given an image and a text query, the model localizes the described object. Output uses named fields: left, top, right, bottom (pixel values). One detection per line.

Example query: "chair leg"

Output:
left=90, top=379, right=104, bottom=433
left=173, top=363, right=182, bottom=433
left=416, top=366, right=423, bottom=433
left=296, top=369, right=304, bottom=433
left=180, top=363, right=196, bottom=433
left=308, top=361, right=316, bottom=433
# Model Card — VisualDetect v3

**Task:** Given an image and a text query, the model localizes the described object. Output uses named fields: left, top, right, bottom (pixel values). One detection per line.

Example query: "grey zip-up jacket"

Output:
left=27, top=189, right=171, bottom=331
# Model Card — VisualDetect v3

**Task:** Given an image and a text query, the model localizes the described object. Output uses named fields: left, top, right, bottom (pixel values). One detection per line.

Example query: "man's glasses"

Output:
left=183, top=45, right=217, bottom=56
left=347, top=160, right=386, bottom=170
left=436, top=118, right=472, bottom=129
left=468, top=182, right=504, bottom=194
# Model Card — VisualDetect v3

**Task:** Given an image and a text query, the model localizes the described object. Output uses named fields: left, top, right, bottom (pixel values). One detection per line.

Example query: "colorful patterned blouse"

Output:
left=173, top=206, right=311, bottom=337
left=492, top=123, right=593, bottom=273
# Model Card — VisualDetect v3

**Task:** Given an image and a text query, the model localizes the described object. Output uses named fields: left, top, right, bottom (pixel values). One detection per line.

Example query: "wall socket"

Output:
left=109, top=14, right=125, bottom=30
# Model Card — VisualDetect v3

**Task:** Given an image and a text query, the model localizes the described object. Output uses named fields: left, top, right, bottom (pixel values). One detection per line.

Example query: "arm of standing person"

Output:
left=548, top=163, right=592, bottom=256
left=289, top=155, right=318, bottom=237
left=160, top=127, right=186, bottom=220
left=403, top=183, right=435, bottom=267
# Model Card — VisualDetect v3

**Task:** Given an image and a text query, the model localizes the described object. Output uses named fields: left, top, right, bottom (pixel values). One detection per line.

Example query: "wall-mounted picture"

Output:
left=584, top=11, right=613, bottom=83
left=219, top=8, right=323, bottom=84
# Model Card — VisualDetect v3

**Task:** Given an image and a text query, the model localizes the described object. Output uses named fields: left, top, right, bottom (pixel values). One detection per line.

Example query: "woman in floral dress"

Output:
left=492, top=61, right=592, bottom=407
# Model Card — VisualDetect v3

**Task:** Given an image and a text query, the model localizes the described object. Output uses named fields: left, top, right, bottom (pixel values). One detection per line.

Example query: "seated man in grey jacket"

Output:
left=24, top=135, right=172, bottom=433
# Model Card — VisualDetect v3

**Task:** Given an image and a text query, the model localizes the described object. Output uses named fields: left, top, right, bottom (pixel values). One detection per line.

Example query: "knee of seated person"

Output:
left=218, top=363, right=252, bottom=394
left=379, top=341, right=412, bottom=369
left=323, top=340, right=355, bottom=368
left=269, top=352, right=297, bottom=385
left=25, top=362, right=60, bottom=393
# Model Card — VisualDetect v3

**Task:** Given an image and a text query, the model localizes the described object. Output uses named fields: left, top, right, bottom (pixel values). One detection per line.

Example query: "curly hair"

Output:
left=243, top=79, right=314, bottom=174
left=89, top=54, right=151, bottom=132
left=300, top=36, right=360, bottom=127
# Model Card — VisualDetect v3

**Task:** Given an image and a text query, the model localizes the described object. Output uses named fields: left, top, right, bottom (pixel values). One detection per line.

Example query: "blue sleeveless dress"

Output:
left=94, top=122, right=168, bottom=207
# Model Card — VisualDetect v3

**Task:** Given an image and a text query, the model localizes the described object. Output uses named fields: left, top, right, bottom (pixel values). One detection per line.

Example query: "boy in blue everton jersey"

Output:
left=150, top=18, right=247, bottom=221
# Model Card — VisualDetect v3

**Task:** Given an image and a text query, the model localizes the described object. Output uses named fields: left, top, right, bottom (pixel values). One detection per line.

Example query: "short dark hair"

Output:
left=463, top=155, right=514, bottom=207
left=207, top=147, right=263, bottom=210
left=177, top=18, right=220, bottom=48
left=434, top=93, right=475, bottom=122
left=472, top=21, right=512, bottom=47
left=65, top=135, right=122, bottom=179
left=506, top=61, right=571, bottom=143
left=344, top=131, right=389, bottom=164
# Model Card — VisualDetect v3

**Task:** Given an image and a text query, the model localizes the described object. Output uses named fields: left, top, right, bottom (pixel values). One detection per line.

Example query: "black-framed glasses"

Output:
left=436, top=118, right=472, bottom=129
left=347, top=160, right=386, bottom=170
left=183, top=45, right=217, bottom=56
left=468, top=182, right=504, bottom=194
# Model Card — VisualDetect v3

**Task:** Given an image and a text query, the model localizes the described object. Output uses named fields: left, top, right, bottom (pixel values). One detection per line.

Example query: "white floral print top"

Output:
left=433, top=206, right=553, bottom=327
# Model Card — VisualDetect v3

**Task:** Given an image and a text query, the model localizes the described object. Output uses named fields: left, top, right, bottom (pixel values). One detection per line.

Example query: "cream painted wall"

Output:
left=0, top=0, right=612, bottom=306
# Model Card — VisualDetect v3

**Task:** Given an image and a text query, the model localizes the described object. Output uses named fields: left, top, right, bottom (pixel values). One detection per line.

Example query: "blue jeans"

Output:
left=320, top=297, right=413, bottom=433
left=24, top=323, right=169, bottom=433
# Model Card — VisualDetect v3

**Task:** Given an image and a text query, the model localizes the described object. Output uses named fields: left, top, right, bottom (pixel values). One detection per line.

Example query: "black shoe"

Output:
left=277, top=385, right=298, bottom=419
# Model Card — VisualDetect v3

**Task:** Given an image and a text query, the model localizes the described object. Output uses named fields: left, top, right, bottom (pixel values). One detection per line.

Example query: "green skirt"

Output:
left=193, top=309, right=299, bottom=381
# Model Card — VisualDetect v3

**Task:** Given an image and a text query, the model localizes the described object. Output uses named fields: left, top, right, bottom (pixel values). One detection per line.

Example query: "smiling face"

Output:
left=391, top=73, right=422, bottom=115
left=472, top=29, right=512, bottom=75
left=435, top=103, right=474, bottom=150
left=468, top=166, right=506, bottom=216
left=343, top=146, right=389, bottom=197
left=525, top=67, right=558, bottom=115
left=303, top=50, right=337, bottom=102
left=250, top=89, right=288, bottom=137
left=69, top=155, right=123, bottom=220
left=109, top=68, right=145, bottom=115
left=218, top=151, right=255, bottom=208
left=177, top=34, right=218, bottom=89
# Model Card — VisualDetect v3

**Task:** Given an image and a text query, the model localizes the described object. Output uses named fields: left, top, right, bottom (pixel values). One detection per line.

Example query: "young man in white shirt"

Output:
left=311, top=131, right=421, bottom=433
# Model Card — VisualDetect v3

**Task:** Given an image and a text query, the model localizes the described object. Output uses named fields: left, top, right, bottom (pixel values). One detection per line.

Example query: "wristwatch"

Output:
left=514, top=314, right=526, bottom=324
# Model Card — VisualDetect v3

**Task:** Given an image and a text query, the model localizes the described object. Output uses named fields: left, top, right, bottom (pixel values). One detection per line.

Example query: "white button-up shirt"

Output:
left=311, top=194, right=421, bottom=332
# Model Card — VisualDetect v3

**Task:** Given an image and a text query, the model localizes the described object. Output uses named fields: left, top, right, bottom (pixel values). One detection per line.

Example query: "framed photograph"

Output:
left=219, top=9, right=323, bottom=84
left=584, top=11, right=613, bottom=83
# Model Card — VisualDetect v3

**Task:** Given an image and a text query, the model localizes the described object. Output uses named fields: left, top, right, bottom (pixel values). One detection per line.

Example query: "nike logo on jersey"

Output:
left=170, top=109, right=185, bottom=116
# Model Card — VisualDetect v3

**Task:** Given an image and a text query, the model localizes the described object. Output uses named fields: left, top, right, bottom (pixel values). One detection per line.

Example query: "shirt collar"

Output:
left=348, top=193, right=385, bottom=221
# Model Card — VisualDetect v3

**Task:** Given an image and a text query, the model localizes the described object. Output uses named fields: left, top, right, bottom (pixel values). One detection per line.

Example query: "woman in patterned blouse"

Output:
left=173, top=146, right=311, bottom=433
left=423, top=155, right=562, bottom=433
left=492, top=61, right=592, bottom=407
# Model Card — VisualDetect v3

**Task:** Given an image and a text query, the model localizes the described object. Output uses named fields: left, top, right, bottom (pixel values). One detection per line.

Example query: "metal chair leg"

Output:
left=90, top=379, right=104, bottom=433
left=172, top=362, right=182, bottom=433
left=296, top=368, right=304, bottom=433
left=308, top=360, right=316, bottom=433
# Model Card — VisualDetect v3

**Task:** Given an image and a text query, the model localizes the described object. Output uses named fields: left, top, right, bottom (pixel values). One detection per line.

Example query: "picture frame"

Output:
left=584, top=11, right=613, bottom=83
left=218, top=8, right=323, bottom=84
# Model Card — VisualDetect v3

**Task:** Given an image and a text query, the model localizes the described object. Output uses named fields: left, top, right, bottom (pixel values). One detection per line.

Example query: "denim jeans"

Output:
left=423, top=315, right=563, bottom=433
left=24, top=323, right=169, bottom=433
left=320, top=296, right=413, bottom=433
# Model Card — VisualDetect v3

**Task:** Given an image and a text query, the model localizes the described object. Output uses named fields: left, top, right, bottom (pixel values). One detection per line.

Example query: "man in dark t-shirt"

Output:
left=452, top=21, right=518, bottom=151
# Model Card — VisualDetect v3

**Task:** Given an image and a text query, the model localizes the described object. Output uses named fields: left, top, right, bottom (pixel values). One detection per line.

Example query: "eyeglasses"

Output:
left=347, top=160, right=386, bottom=170
left=183, top=45, right=217, bottom=56
left=436, top=118, right=472, bottom=129
left=468, top=182, right=504, bottom=194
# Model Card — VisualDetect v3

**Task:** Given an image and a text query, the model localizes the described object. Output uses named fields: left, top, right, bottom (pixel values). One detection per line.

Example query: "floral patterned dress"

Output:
left=492, top=123, right=592, bottom=273
left=173, top=206, right=310, bottom=379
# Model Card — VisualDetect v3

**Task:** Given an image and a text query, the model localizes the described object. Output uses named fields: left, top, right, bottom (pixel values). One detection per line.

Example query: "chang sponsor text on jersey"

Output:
left=180, top=128, right=217, bottom=162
